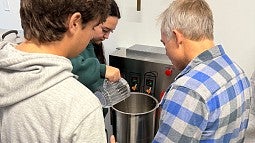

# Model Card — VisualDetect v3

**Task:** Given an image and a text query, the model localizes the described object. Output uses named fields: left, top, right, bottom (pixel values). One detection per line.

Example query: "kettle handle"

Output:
left=1, top=30, right=18, bottom=40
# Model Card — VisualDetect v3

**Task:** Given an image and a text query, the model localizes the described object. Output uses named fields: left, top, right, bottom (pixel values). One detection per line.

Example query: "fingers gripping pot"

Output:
left=94, top=78, right=131, bottom=108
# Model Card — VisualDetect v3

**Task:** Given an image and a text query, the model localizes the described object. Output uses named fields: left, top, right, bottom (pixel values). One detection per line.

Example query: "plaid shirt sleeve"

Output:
left=153, top=85, right=208, bottom=143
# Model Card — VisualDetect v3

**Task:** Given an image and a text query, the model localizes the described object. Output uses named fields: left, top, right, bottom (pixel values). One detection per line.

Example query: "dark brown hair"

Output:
left=109, top=0, right=121, bottom=18
left=20, top=0, right=110, bottom=43
left=94, top=0, right=121, bottom=64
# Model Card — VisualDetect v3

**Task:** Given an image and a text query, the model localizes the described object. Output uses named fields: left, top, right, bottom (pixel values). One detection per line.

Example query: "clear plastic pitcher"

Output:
left=94, top=78, right=130, bottom=108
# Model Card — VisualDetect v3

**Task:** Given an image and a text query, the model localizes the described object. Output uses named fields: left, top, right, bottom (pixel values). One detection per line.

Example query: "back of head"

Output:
left=20, top=0, right=111, bottom=43
left=160, top=0, right=214, bottom=41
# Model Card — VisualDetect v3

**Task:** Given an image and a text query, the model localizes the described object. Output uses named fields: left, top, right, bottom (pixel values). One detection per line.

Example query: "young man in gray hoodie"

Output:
left=0, top=0, right=112, bottom=142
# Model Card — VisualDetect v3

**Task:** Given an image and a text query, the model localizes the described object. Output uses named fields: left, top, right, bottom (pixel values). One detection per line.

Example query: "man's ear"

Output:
left=68, top=12, right=82, bottom=33
left=172, top=29, right=184, bottom=45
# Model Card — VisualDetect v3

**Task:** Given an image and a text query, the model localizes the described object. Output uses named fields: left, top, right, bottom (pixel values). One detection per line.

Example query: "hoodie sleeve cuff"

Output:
left=100, top=64, right=106, bottom=78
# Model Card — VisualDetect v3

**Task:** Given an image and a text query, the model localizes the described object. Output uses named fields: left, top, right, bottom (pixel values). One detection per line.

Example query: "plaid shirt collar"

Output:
left=176, top=44, right=225, bottom=80
left=160, top=45, right=226, bottom=107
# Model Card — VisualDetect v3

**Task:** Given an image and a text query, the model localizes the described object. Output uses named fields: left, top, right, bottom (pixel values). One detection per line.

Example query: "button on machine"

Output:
left=165, top=68, right=173, bottom=76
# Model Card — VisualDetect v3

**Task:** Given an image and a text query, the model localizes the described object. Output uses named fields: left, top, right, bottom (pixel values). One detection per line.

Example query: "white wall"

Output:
left=0, top=0, right=21, bottom=29
left=1, top=0, right=254, bottom=77
left=104, top=0, right=255, bottom=77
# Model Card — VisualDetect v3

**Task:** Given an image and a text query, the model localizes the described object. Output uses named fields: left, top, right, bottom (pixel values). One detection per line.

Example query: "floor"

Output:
left=245, top=113, right=255, bottom=143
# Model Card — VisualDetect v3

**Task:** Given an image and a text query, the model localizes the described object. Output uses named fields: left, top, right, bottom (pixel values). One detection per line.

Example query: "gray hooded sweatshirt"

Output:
left=0, top=42, right=106, bottom=143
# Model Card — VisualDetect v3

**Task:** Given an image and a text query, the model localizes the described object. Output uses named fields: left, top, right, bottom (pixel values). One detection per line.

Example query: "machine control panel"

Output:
left=144, top=72, right=157, bottom=95
left=109, top=46, right=180, bottom=101
left=130, top=72, right=141, bottom=92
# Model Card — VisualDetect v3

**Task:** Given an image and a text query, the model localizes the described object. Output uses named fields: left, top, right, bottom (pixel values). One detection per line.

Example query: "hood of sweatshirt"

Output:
left=0, top=42, right=75, bottom=107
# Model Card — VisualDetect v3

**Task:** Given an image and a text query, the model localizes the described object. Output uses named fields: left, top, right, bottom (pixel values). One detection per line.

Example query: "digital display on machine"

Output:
left=132, top=77, right=138, bottom=83
left=146, top=79, right=153, bottom=86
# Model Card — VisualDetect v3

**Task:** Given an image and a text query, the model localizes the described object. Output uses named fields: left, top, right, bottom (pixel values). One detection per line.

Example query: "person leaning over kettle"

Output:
left=153, top=0, right=251, bottom=142
left=111, top=0, right=252, bottom=142
left=70, top=0, right=121, bottom=95
left=0, top=0, right=113, bottom=142
left=70, top=0, right=121, bottom=119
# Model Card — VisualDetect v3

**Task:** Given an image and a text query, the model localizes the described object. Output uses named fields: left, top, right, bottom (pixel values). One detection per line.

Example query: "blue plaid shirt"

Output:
left=153, top=45, right=251, bottom=143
